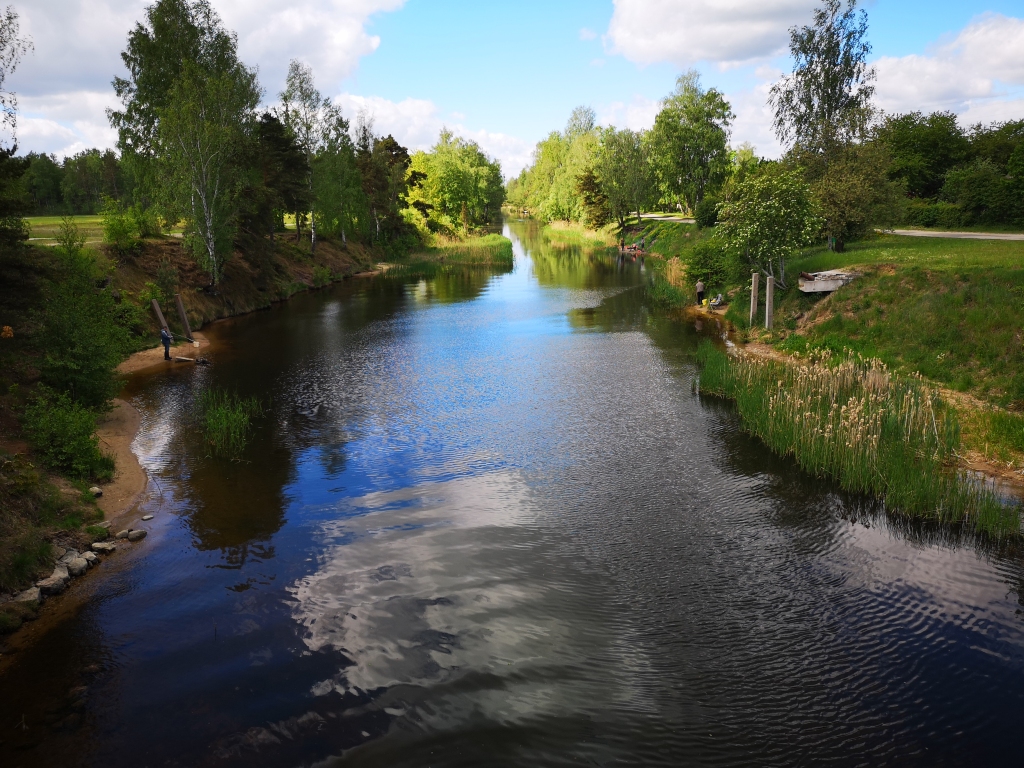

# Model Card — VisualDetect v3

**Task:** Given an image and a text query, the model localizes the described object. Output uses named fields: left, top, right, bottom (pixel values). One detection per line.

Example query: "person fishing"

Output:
left=160, top=326, right=172, bottom=360
left=695, top=279, right=706, bottom=306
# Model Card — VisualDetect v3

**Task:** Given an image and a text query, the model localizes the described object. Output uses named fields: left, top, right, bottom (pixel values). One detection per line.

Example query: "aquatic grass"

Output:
left=695, top=341, right=1020, bottom=535
left=429, top=234, right=513, bottom=266
left=196, top=388, right=264, bottom=459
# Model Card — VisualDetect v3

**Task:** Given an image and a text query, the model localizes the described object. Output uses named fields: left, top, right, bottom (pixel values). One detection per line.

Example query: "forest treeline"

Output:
left=13, top=0, right=504, bottom=283
left=508, top=2, right=1024, bottom=250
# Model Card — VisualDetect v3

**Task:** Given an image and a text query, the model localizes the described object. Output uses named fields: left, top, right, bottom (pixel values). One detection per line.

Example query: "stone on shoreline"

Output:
left=83, top=551, right=98, bottom=566
left=58, top=549, right=81, bottom=565
left=141, top=515, right=154, bottom=521
left=53, top=546, right=67, bottom=561
left=14, top=587, right=41, bottom=604
left=97, top=521, right=112, bottom=529
left=115, top=529, right=129, bottom=539
left=127, top=529, right=147, bottom=542
left=91, top=542, right=117, bottom=554
left=37, top=566, right=70, bottom=596
left=89, top=486, right=103, bottom=497
left=67, top=557, right=89, bottom=578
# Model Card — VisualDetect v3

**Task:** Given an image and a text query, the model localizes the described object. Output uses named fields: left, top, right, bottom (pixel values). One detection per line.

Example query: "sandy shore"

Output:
left=117, top=331, right=211, bottom=375
left=94, top=398, right=148, bottom=527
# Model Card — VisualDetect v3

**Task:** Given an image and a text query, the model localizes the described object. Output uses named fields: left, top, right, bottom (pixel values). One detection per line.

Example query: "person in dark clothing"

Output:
left=161, top=327, right=172, bottom=360
left=695, top=279, right=705, bottom=306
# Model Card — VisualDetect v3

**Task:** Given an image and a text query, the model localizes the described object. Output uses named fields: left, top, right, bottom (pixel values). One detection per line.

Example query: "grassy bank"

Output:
left=696, top=341, right=1018, bottom=536
left=408, top=232, right=514, bottom=267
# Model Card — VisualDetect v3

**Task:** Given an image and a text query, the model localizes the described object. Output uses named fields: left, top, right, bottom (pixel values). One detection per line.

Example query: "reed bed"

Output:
left=196, top=388, right=264, bottom=459
left=696, top=341, right=1019, bottom=535
left=431, top=234, right=513, bottom=265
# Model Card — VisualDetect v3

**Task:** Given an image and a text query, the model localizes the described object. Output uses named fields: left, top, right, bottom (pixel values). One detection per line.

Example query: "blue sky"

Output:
left=15, top=0, right=1024, bottom=176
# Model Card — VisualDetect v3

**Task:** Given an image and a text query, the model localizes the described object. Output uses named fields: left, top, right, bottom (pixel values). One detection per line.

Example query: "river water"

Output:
left=4, top=219, right=1024, bottom=767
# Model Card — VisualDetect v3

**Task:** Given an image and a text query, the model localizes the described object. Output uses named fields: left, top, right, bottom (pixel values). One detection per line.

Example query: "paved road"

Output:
left=640, top=214, right=696, bottom=223
left=884, top=228, right=1024, bottom=241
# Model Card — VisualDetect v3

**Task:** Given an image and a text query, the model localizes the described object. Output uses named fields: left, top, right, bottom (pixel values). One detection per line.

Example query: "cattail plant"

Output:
left=696, top=341, right=1018, bottom=535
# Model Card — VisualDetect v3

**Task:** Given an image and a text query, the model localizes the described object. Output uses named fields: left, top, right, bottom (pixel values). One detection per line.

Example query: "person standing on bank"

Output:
left=161, top=326, right=172, bottom=360
left=695, top=279, right=705, bottom=306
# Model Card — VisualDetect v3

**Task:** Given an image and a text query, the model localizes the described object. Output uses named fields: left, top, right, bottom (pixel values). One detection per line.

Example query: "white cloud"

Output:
left=597, top=94, right=660, bottom=132
left=14, top=0, right=406, bottom=156
left=874, top=14, right=1024, bottom=117
left=606, top=0, right=817, bottom=68
left=334, top=94, right=533, bottom=177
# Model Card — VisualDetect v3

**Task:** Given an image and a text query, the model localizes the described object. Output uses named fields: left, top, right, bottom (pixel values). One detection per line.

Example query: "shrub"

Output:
left=694, top=197, right=719, bottom=228
left=903, top=199, right=966, bottom=229
left=685, top=240, right=729, bottom=289
left=22, top=390, right=114, bottom=480
left=131, top=204, right=163, bottom=238
left=312, top=265, right=332, bottom=287
left=101, top=197, right=139, bottom=255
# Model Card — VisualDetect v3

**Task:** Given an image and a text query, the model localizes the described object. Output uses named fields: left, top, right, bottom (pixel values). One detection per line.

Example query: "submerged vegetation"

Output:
left=696, top=341, right=1019, bottom=535
left=196, top=388, right=265, bottom=459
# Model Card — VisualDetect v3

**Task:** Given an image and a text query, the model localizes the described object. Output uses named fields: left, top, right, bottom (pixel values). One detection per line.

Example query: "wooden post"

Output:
left=765, top=276, right=775, bottom=330
left=749, top=272, right=759, bottom=327
left=174, top=294, right=193, bottom=341
left=151, top=299, right=169, bottom=331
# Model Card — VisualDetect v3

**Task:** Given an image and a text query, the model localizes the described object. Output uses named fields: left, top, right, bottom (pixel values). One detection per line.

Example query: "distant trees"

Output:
left=408, top=129, right=504, bottom=234
left=595, top=127, right=654, bottom=231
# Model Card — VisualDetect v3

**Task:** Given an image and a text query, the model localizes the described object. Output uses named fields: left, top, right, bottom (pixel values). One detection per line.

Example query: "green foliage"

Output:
left=431, top=233, right=513, bottom=266
left=686, top=239, right=729, bottom=289
left=769, top=0, right=876, bottom=156
left=312, top=264, right=332, bottom=287
left=718, top=165, right=819, bottom=285
left=595, top=127, right=655, bottom=230
left=987, top=411, right=1024, bottom=455
left=61, top=149, right=123, bottom=214
left=101, top=196, right=139, bottom=254
left=695, top=341, right=1016, bottom=534
left=22, top=390, right=114, bottom=480
left=876, top=111, right=971, bottom=199
left=197, top=388, right=264, bottom=458
left=694, top=197, right=719, bottom=228
left=649, top=70, right=734, bottom=212
left=941, top=159, right=1022, bottom=225
left=575, top=168, right=610, bottom=228
left=55, top=215, right=86, bottom=257
left=903, top=200, right=966, bottom=229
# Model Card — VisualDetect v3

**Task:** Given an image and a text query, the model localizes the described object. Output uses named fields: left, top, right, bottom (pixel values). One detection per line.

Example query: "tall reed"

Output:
left=696, top=341, right=1019, bottom=535
left=196, top=388, right=264, bottom=459
left=432, top=234, right=513, bottom=265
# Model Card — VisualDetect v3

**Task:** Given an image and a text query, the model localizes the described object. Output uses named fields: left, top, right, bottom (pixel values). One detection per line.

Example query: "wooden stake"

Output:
left=151, top=299, right=169, bottom=331
left=749, top=272, right=759, bottom=327
left=174, top=294, right=193, bottom=341
left=765, top=276, right=775, bottom=330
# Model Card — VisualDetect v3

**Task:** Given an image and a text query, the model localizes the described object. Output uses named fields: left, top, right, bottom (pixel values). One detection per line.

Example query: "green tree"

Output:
left=239, top=111, right=309, bottom=246
left=109, top=0, right=240, bottom=207
left=0, top=5, right=31, bottom=148
left=876, top=111, right=971, bottom=199
left=718, top=166, right=819, bottom=288
left=769, top=0, right=876, bottom=160
left=22, top=152, right=63, bottom=213
left=595, top=127, right=655, bottom=232
left=650, top=70, right=734, bottom=212
left=158, top=61, right=260, bottom=285
left=575, top=168, right=609, bottom=228
left=312, top=110, right=365, bottom=245
left=355, top=120, right=414, bottom=245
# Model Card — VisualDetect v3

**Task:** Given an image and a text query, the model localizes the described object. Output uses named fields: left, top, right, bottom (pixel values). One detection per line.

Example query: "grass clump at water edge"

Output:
left=695, top=341, right=1020, bottom=535
left=196, top=388, right=265, bottom=459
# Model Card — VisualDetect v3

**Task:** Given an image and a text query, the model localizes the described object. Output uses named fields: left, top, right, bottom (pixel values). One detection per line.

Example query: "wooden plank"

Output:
left=749, top=272, right=759, bottom=327
left=151, top=299, right=169, bottom=331
left=174, top=294, right=194, bottom=341
left=765, top=276, right=774, bottom=330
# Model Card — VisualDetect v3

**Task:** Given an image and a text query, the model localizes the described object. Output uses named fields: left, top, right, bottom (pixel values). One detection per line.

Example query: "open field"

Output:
left=26, top=215, right=104, bottom=244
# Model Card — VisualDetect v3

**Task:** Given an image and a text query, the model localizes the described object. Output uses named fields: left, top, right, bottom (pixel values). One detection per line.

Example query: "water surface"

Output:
left=4, top=219, right=1024, bottom=767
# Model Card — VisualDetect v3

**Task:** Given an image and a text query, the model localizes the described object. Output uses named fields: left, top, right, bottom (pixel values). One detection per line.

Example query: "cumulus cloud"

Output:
left=597, top=94, right=660, bottom=132
left=14, top=0, right=406, bottom=156
left=335, top=94, right=534, bottom=177
left=606, top=0, right=816, bottom=68
left=874, top=14, right=1024, bottom=117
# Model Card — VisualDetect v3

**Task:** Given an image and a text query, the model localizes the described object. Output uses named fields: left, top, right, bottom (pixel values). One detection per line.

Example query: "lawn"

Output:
left=789, top=233, right=1024, bottom=274
left=26, top=215, right=105, bottom=244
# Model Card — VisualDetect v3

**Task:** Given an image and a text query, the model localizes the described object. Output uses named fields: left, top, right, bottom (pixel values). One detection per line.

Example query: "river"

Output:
left=3, top=219, right=1024, bottom=767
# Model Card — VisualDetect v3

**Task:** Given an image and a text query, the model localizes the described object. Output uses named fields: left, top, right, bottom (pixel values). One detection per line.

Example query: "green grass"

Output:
left=26, top=215, right=104, bottom=244
left=197, top=388, right=264, bottom=459
left=695, top=341, right=1019, bottom=535
left=421, top=233, right=514, bottom=266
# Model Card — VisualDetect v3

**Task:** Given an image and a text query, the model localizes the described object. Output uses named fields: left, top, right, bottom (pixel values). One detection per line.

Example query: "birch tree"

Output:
left=280, top=60, right=341, bottom=254
left=158, top=63, right=259, bottom=285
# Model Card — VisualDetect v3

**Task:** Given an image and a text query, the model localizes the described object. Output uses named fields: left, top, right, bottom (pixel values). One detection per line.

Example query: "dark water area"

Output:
left=4, top=219, right=1024, bottom=767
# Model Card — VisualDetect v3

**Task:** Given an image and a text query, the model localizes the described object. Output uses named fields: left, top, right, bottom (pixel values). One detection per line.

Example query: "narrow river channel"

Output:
left=4, top=219, right=1024, bottom=767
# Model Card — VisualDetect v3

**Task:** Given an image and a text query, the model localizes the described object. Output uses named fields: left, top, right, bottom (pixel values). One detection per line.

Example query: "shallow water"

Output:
left=4, top=219, right=1024, bottom=767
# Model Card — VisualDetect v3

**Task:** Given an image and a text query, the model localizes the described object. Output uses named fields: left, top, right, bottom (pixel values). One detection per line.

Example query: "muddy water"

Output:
left=3, top=219, right=1024, bottom=767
